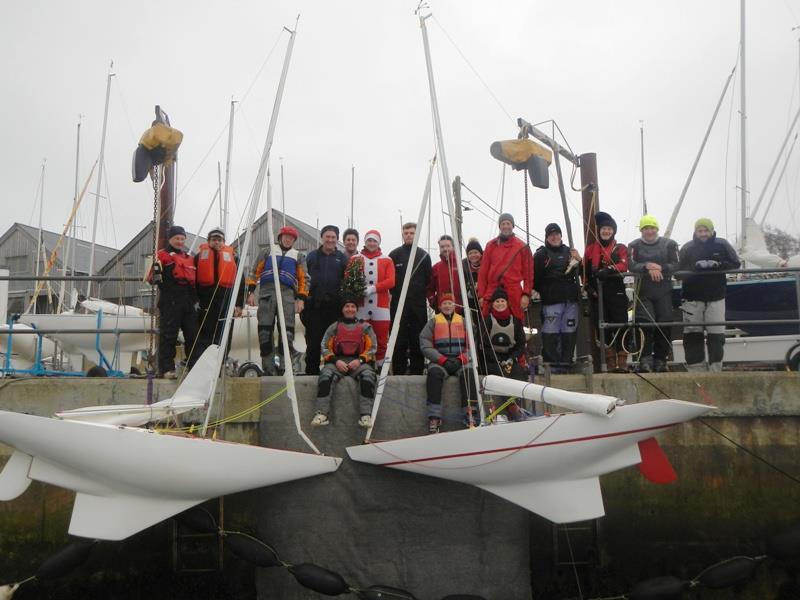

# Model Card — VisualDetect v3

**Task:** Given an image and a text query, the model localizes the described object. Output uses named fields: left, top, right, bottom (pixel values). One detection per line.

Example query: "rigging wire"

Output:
left=430, top=15, right=516, bottom=125
left=176, top=29, right=288, bottom=199
left=628, top=370, right=800, bottom=487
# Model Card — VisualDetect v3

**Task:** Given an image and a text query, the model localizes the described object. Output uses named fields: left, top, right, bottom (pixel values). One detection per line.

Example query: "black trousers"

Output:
left=591, top=288, right=629, bottom=351
left=635, top=292, right=673, bottom=363
left=195, top=292, right=232, bottom=361
left=391, top=304, right=427, bottom=375
left=158, top=290, right=199, bottom=374
left=302, top=301, right=341, bottom=376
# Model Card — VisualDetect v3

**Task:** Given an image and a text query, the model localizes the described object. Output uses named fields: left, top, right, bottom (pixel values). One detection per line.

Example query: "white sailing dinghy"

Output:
left=347, top=12, right=713, bottom=525
left=0, top=18, right=342, bottom=541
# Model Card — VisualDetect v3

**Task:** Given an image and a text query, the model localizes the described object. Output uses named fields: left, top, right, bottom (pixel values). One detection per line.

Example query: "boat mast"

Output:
left=739, top=0, right=748, bottom=249
left=639, top=121, right=647, bottom=214
left=364, top=156, right=436, bottom=442
left=33, top=159, right=46, bottom=315
left=280, top=157, right=286, bottom=226
left=217, top=161, right=223, bottom=228
left=350, top=164, right=355, bottom=229
left=201, top=19, right=321, bottom=456
left=87, top=61, right=114, bottom=296
left=59, top=117, right=81, bottom=312
left=665, top=67, right=736, bottom=239
left=222, top=98, right=236, bottom=235
left=419, top=12, right=484, bottom=422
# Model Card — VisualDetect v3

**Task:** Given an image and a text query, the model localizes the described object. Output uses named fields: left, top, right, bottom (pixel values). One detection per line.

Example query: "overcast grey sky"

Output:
left=2, top=0, right=799, bottom=257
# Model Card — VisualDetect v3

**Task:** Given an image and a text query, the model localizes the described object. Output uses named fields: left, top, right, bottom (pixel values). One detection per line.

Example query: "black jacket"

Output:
left=389, top=244, right=432, bottom=317
left=678, top=234, right=740, bottom=301
left=533, top=243, right=580, bottom=305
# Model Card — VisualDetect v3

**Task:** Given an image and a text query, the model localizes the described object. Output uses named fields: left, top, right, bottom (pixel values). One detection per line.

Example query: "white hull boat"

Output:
left=0, top=410, right=341, bottom=540
left=349, top=377, right=713, bottom=523
left=18, top=312, right=149, bottom=373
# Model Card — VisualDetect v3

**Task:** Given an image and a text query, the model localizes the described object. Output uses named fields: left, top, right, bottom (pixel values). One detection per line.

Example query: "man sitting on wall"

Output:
left=311, top=298, right=377, bottom=429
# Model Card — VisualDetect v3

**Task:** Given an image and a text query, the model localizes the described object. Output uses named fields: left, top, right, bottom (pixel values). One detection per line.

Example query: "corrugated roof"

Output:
left=10, top=223, right=118, bottom=273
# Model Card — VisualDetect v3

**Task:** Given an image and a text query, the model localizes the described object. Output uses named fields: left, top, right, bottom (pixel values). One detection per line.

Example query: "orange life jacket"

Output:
left=196, top=243, right=236, bottom=288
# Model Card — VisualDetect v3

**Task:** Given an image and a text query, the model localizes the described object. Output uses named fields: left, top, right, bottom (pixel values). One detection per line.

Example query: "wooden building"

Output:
left=0, top=223, right=117, bottom=314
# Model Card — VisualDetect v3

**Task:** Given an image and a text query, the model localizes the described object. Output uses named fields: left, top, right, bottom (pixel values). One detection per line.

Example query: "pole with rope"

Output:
left=364, top=156, right=436, bottom=442
left=420, top=12, right=485, bottom=424
left=200, top=18, right=322, bottom=457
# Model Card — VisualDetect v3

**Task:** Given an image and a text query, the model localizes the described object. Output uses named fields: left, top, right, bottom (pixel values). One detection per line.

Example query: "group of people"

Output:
left=152, top=208, right=740, bottom=431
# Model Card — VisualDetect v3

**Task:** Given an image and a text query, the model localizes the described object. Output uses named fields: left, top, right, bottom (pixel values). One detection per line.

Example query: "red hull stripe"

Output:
left=379, top=422, right=682, bottom=467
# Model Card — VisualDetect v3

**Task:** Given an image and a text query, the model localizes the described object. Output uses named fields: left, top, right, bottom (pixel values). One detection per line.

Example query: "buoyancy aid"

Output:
left=334, top=321, right=367, bottom=357
left=433, top=312, right=467, bottom=357
left=196, top=243, right=236, bottom=288
left=488, top=315, right=516, bottom=354
left=157, top=248, right=196, bottom=286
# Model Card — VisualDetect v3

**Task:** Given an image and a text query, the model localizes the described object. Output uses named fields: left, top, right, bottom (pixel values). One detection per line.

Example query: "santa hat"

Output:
left=364, top=230, right=381, bottom=244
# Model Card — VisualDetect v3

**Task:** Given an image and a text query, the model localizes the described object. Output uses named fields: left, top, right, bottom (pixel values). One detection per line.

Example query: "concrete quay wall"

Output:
left=0, top=372, right=797, bottom=599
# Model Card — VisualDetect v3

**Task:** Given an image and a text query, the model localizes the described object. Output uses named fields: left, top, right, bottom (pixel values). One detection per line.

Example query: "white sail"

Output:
left=56, top=344, right=220, bottom=426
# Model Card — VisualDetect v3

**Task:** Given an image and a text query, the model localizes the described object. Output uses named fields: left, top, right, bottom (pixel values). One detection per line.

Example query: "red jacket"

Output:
left=427, top=253, right=464, bottom=313
left=584, top=240, right=628, bottom=275
left=478, top=235, right=533, bottom=319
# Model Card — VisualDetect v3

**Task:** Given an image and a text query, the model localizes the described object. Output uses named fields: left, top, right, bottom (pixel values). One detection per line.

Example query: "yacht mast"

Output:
left=222, top=99, right=236, bottom=234
left=59, top=117, right=81, bottom=312
left=639, top=121, right=647, bottom=214
left=87, top=61, right=114, bottom=295
left=33, top=160, right=46, bottom=314
left=419, top=12, right=484, bottom=422
left=739, top=0, right=748, bottom=249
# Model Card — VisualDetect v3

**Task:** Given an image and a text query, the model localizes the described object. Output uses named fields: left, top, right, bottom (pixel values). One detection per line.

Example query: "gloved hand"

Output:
left=695, top=259, right=721, bottom=270
left=501, top=358, right=513, bottom=374
left=364, top=285, right=376, bottom=296
left=458, top=353, right=469, bottom=365
left=444, top=358, right=462, bottom=375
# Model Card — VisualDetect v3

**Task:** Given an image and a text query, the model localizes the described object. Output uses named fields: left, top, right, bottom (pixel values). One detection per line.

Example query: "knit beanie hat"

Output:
left=498, top=213, right=515, bottom=227
left=167, top=225, right=186, bottom=239
left=594, top=212, right=617, bottom=235
left=439, top=292, right=455, bottom=304
left=321, top=224, right=340, bottom=238
left=545, top=223, right=562, bottom=236
left=694, top=218, right=714, bottom=232
left=491, top=287, right=508, bottom=302
left=465, top=238, right=483, bottom=254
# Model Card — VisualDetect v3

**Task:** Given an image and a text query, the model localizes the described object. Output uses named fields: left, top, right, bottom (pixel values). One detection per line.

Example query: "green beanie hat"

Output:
left=694, top=217, right=714, bottom=232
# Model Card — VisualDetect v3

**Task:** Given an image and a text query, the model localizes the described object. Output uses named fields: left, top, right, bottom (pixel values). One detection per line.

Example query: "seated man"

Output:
left=481, top=287, right=526, bottom=421
left=311, top=298, right=377, bottom=428
left=420, top=292, right=478, bottom=434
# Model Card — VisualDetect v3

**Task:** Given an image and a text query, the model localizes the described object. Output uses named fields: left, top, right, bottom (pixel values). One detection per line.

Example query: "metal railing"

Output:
left=595, top=266, right=800, bottom=371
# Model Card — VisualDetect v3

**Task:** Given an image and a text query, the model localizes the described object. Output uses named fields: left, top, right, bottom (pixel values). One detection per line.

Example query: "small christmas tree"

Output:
left=340, top=257, right=366, bottom=300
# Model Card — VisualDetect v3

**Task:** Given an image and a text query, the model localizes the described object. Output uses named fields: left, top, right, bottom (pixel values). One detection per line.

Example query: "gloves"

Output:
left=364, top=285, right=376, bottom=296
left=695, top=260, right=721, bottom=270
left=501, top=359, right=513, bottom=374
left=444, top=358, right=462, bottom=375
left=458, top=353, right=469, bottom=365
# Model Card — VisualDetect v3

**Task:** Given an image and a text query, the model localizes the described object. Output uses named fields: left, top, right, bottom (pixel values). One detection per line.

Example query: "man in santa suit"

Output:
left=353, top=229, right=395, bottom=362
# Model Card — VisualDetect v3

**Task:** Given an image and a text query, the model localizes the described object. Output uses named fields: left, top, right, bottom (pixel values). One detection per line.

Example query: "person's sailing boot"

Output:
left=261, top=353, right=277, bottom=376
left=636, top=356, right=653, bottom=373
left=604, top=348, right=618, bottom=372
left=615, top=351, right=629, bottom=373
